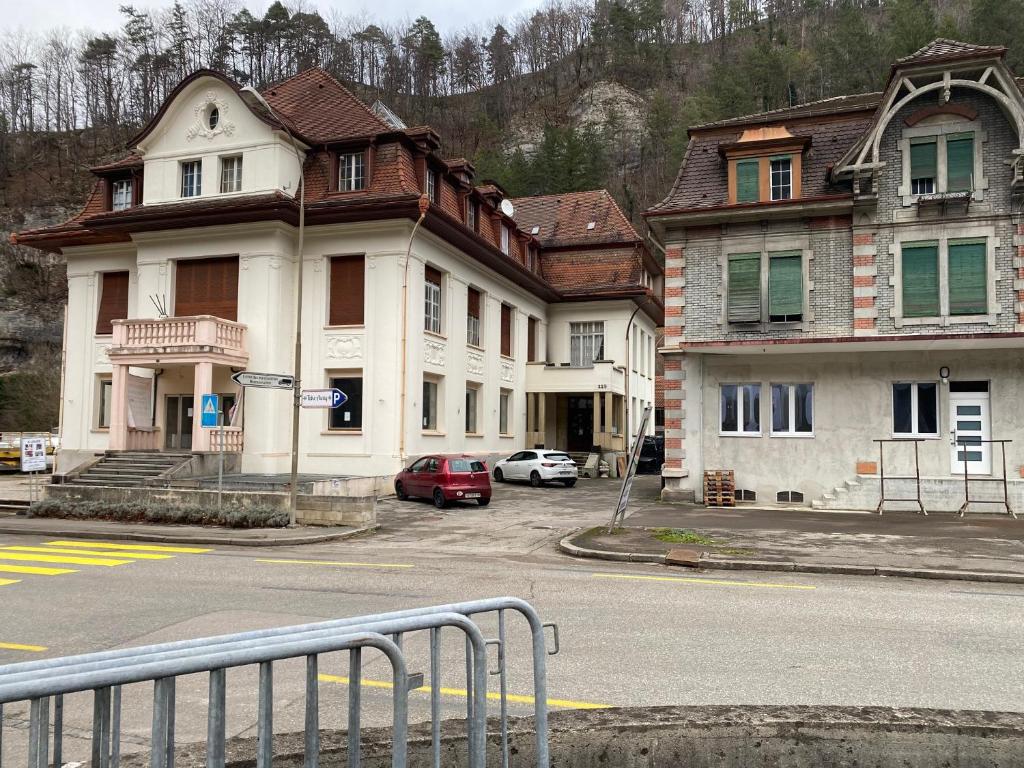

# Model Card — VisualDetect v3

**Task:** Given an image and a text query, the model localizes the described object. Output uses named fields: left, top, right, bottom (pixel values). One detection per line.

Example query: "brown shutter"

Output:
left=329, top=255, right=365, bottom=325
left=527, top=316, right=537, bottom=361
left=425, top=265, right=442, bottom=286
left=467, top=287, right=480, bottom=319
left=174, top=256, right=239, bottom=320
left=500, top=304, right=512, bottom=357
left=96, top=271, right=129, bottom=335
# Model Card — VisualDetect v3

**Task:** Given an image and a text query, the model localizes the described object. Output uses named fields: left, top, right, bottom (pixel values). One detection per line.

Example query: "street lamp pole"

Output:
left=240, top=86, right=305, bottom=527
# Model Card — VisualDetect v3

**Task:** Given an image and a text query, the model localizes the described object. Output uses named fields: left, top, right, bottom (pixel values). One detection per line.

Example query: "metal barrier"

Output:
left=0, top=597, right=560, bottom=768
left=957, top=438, right=1016, bottom=519
left=873, top=438, right=926, bottom=515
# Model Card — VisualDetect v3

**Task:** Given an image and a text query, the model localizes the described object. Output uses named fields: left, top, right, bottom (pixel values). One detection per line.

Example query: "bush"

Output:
left=26, top=499, right=289, bottom=528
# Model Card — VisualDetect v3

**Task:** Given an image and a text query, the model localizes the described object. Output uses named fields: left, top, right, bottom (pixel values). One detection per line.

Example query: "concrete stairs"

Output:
left=812, top=476, right=878, bottom=510
left=65, top=452, right=192, bottom=488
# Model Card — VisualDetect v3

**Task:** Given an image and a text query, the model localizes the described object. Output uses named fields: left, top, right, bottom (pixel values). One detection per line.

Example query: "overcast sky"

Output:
left=6, top=0, right=546, bottom=39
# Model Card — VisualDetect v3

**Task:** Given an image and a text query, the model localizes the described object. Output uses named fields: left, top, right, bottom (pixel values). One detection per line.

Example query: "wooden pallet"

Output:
left=703, top=470, right=736, bottom=507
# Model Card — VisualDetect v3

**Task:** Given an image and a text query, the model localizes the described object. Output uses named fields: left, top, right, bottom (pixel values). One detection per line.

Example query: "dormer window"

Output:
left=769, top=157, right=792, bottom=200
left=910, top=138, right=936, bottom=194
left=467, top=198, right=478, bottom=232
left=900, top=124, right=980, bottom=205
left=181, top=160, right=202, bottom=198
left=724, top=127, right=806, bottom=205
left=500, top=224, right=510, bottom=255
left=111, top=179, right=133, bottom=211
left=338, top=152, right=366, bottom=192
left=426, top=169, right=438, bottom=203
left=736, top=160, right=759, bottom=203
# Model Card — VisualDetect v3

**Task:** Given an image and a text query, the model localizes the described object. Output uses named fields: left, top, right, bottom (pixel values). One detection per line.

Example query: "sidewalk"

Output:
left=560, top=501, right=1024, bottom=584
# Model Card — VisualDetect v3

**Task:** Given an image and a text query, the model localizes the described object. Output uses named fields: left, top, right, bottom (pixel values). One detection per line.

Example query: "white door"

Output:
left=950, top=392, right=991, bottom=475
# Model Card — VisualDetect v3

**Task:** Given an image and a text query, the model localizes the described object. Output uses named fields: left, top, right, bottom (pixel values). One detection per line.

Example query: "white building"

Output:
left=17, top=68, right=662, bottom=482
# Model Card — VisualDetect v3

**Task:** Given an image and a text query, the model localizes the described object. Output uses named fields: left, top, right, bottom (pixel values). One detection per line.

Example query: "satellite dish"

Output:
left=499, top=199, right=514, bottom=217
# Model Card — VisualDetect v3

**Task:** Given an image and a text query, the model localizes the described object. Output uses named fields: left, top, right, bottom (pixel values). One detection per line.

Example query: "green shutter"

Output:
left=728, top=253, right=761, bottom=322
left=910, top=139, right=937, bottom=181
left=948, top=241, right=987, bottom=315
left=946, top=135, right=974, bottom=192
left=736, top=161, right=759, bottom=203
left=768, top=253, right=802, bottom=319
left=901, top=244, right=939, bottom=318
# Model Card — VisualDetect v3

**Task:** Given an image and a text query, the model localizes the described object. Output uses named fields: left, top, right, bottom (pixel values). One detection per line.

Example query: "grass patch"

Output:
left=27, top=499, right=288, bottom=528
left=650, top=528, right=717, bottom=546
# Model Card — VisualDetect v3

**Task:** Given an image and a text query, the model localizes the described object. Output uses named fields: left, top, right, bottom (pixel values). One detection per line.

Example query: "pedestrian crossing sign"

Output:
left=201, top=394, right=220, bottom=428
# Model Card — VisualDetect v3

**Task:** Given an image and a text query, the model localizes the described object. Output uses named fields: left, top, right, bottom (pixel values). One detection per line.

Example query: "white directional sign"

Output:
left=300, top=388, right=348, bottom=409
left=231, top=371, right=295, bottom=389
left=20, top=437, right=47, bottom=472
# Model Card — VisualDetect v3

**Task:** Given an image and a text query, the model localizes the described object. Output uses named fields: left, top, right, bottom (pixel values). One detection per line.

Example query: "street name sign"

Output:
left=201, top=394, right=220, bottom=429
left=300, top=389, right=348, bottom=409
left=231, top=371, right=295, bottom=389
left=20, top=437, right=47, bottom=472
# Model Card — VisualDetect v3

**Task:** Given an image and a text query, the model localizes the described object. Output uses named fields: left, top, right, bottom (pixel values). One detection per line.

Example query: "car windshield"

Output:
left=449, top=459, right=485, bottom=472
left=544, top=453, right=573, bottom=462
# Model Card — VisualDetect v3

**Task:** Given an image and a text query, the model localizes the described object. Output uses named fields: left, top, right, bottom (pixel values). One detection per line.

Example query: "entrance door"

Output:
left=164, top=395, right=195, bottom=450
left=567, top=396, right=594, bottom=452
left=950, top=385, right=991, bottom=475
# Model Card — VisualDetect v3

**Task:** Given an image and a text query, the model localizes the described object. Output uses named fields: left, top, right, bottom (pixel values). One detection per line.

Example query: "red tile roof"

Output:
left=511, top=190, right=639, bottom=248
left=541, top=246, right=643, bottom=293
left=895, top=38, right=1005, bottom=66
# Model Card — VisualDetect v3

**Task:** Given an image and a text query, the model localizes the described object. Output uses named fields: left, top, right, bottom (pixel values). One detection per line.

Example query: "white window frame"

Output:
left=466, top=293, right=481, bottom=348
left=770, top=383, right=814, bottom=437
left=500, top=224, right=510, bottom=255
left=424, top=272, right=442, bottom=335
left=899, top=121, right=986, bottom=205
left=720, top=383, right=761, bottom=436
left=422, top=376, right=442, bottom=432
left=465, top=383, right=480, bottom=435
left=426, top=168, right=438, bottom=202
left=96, top=377, right=112, bottom=429
left=111, top=179, right=132, bottom=211
left=467, top=198, right=477, bottom=231
left=180, top=160, right=202, bottom=198
left=569, top=321, right=604, bottom=367
left=220, top=155, right=243, bottom=194
left=769, top=156, right=792, bottom=201
left=327, top=370, right=363, bottom=432
left=339, top=152, right=365, bottom=192
left=499, top=388, right=512, bottom=435
left=891, top=381, right=940, bottom=439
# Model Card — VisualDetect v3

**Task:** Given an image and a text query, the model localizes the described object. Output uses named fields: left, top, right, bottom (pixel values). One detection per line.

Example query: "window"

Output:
left=328, top=255, right=365, bottom=326
left=500, top=304, right=514, bottom=357
left=946, top=134, right=974, bottom=192
left=208, top=107, right=219, bottom=130
left=96, top=271, right=129, bottom=335
left=526, top=246, right=536, bottom=272
left=174, top=256, right=239, bottom=320
left=180, top=160, right=201, bottom=197
left=901, top=243, right=940, bottom=318
left=892, top=382, right=938, bottom=437
left=500, top=224, right=510, bottom=255
left=727, top=253, right=761, bottom=323
left=328, top=375, right=363, bottom=430
left=948, top=240, right=986, bottom=315
left=466, top=287, right=482, bottom=346
left=720, top=384, right=761, bottom=435
left=422, top=378, right=439, bottom=430
left=736, top=160, right=759, bottom=203
left=220, top=156, right=242, bottom=193
left=771, top=383, right=813, bottom=435
left=910, top=138, right=936, bottom=195
left=570, top=321, right=604, bottom=367
left=768, top=252, right=802, bottom=321
left=97, top=379, right=112, bottom=428
left=467, top=198, right=478, bottom=231
left=465, top=385, right=479, bottom=434
left=112, top=180, right=133, bottom=211
left=449, top=458, right=486, bottom=473
left=499, top=389, right=512, bottom=434
left=424, top=266, right=442, bottom=334
left=527, top=317, right=538, bottom=362
left=426, top=168, right=438, bottom=203
left=339, top=152, right=366, bottom=192
left=770, top=157, right=792, bottom=200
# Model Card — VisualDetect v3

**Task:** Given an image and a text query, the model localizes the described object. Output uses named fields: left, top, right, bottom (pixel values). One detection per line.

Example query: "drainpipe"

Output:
left=623, top=301, right=644, bottom=455
left=398, top=196, right=431, bottom=464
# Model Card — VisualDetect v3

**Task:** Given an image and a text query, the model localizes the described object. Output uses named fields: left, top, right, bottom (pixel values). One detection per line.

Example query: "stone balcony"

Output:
left=109, top=316, right=249, bottom=366
left=525, top=360, right=626, bottom=395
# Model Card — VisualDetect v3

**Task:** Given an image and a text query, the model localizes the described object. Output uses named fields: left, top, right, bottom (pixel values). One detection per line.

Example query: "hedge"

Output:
left=27, top=499, right=289, bottom=528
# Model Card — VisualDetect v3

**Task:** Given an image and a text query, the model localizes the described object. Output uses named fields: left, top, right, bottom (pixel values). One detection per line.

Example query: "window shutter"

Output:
left=901, top=244, right=939, bottom=317
left=174, top=257, right=239, bottom=321
left=736, top=161, right=759, bottom=203
left=910, top=140, right=937, bottom=180
left=96, top=271, right=129, bottom=335
left=425, top=265, right=442, bottom=286
left=467, top=287, right=480, bottom=319
left=946, top=135, right=974, bottom=192
left=948, top=241, right=987, bottom=315
left=768, top=253, right=802, bottom=318
left=329, top=255, right=365, bottom=325
left=727, top=254, right=761, bottom=322
left=500, top=304, right=512, bottom=357
left=528, top=316, right=537, bottom=361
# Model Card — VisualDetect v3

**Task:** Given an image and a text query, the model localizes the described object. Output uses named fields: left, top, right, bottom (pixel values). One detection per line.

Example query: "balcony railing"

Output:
left=110, top=316, right=247, bottom=360
left=525, top=359, right=626, bottom=394
left=210, top=426, right=243, bottom=453
left=126, top=427, right=160, bottom=451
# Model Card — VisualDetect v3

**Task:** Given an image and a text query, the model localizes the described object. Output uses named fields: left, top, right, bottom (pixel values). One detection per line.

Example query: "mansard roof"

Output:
left=511, top=190, right=639, bottom=248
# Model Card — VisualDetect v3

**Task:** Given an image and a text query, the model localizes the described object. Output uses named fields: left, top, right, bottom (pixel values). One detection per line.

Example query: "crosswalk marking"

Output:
left=0, top=552, right=131, bottom=567
left=46, top=540, right=212, bottom=554
left=0, top=578, right=21, bottom=586
left=5, top=546, right=175, bottom=560
left=0, top=564, right=78, bottom=576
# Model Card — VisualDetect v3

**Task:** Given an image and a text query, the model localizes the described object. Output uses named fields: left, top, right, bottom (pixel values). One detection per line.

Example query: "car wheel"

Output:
left=395, top=481, right=408, bottom=500
left=563, top=479, right=576, bottom=488
left=530, top=471, right=542, bottom=488
left=477, top=497, right=491, bottom=507
left=432, top=488, right=447, bottom=509
left=493, top=468, right=504, bottom=483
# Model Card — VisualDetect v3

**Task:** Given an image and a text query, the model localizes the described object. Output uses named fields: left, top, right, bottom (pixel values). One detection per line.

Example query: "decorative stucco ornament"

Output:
left=187, top=91, right=236, bottom=140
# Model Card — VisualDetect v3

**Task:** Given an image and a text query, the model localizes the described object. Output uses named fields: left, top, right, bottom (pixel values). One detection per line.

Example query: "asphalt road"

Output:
left=1, top=477, right=1023, bottom=763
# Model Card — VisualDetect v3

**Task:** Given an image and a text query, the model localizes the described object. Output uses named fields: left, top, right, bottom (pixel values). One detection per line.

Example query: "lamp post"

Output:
left=240, top=86, right=305, bottom=527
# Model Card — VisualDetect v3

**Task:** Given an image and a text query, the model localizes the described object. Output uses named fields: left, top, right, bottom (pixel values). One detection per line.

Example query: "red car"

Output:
left=394, top=454, right=492, bottom=508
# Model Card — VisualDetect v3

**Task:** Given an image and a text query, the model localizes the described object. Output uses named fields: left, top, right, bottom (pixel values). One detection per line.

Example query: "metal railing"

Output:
left=0, top=597, right=559, bottom=768
left=873, top=438, right=926, bottom=515
left=957, top=438, right=1016, bottom=519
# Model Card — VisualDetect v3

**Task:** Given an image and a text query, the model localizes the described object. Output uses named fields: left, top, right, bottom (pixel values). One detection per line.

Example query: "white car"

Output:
left=492, top=450, right=578, bottom=488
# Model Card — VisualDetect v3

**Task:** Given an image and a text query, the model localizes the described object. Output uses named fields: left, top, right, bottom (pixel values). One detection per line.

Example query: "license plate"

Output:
left=559, top=471, right=573, bottom=476
left=464, top=493, right=481, bottom=499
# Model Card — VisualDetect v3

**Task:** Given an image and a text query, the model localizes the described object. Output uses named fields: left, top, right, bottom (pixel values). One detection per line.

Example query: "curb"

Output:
left=557, top=532, right=1024, bottom=585
left=0, top=522, right=379, bottom=547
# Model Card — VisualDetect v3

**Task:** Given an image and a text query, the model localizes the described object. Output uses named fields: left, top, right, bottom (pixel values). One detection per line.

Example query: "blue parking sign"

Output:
left=201, top=394, right=220, bottom=428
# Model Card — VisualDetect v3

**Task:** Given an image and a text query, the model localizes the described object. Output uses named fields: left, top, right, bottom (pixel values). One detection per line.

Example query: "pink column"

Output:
left=192, top=361, right=214, bottom=452
left=108, top=364, right=129, bottom=450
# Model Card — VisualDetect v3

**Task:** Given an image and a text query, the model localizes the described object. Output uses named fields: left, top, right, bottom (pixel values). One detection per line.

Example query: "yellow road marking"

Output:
left=45, top=541, right=211, bottom=554
left=592, top=573, right=816, bottom=591
left=318, top=674, right=608, bottom=710
left=0, top=578, right=21, bottom=586
left=0, top=564, right=78, bottom=576
left=0, top=552, right=131, bottom=567
left=5, top=546, right=174, bottom=560
left=0, top=642, right=47, bottom=652
left=257, top=559, right=414, bottom=569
